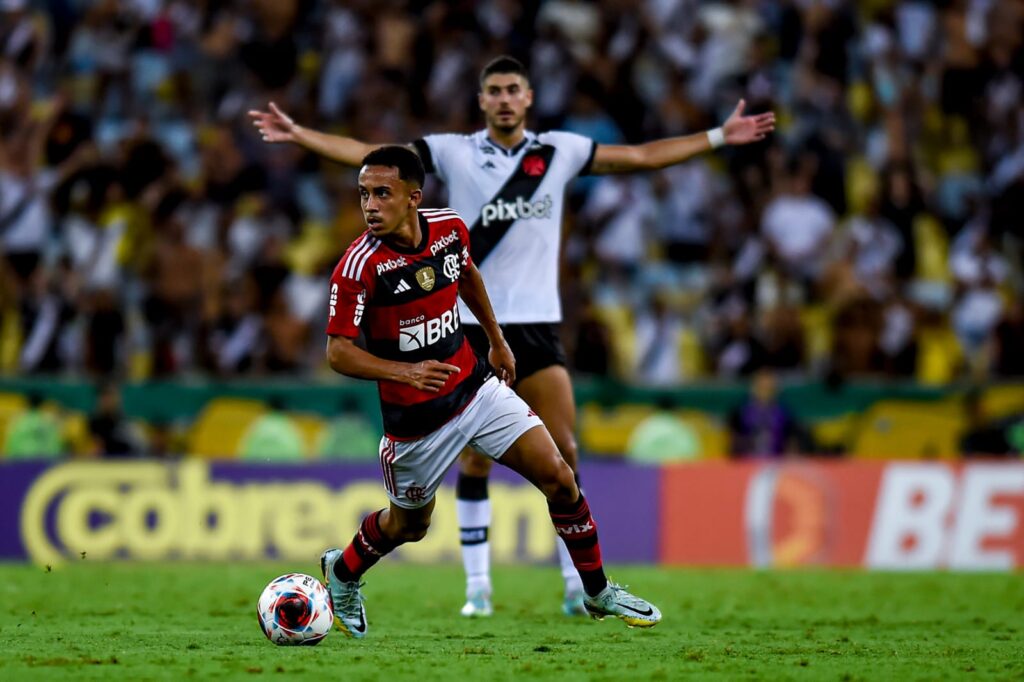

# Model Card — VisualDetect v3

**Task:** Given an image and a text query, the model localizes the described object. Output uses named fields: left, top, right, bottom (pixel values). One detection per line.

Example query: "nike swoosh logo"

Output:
left=350, top=608, right=367, bottom=633
left=617, top=602, right=654, bottom=617
left=337, top=611, right=367, bottom=635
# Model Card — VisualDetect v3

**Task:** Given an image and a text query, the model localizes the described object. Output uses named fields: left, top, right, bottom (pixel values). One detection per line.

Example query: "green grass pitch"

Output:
left=0, top=562, right=1021, bottom=680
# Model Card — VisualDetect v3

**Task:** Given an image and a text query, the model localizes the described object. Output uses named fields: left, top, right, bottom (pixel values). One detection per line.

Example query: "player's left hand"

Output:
left=722, top=99, right=775, bottom=145
left=248, top=102, right=298, bottom=143
left=488, top=341, right=516, bottom=386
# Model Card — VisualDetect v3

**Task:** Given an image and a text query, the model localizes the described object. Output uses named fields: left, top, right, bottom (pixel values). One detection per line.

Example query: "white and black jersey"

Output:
left=412, top=130, right=596, bottom=325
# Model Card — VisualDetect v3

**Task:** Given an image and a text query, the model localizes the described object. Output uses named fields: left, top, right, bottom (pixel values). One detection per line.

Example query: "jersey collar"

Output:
left=484, top=131, right=533, bottom=157
left=386, top=213, right=431, bottom=255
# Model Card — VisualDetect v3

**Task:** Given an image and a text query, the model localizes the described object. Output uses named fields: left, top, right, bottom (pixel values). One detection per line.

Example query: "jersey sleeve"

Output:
left=412, top=134, right=464, bottom=183
left=456, top=216, right=473, bottom=273
left=325, top=259, right=373, bottom=338
left=542, top=131, right=598, bottom=177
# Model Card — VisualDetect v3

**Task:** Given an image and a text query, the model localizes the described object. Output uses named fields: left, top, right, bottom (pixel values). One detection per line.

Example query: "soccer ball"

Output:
left=257, top=573, right=334, bottom=646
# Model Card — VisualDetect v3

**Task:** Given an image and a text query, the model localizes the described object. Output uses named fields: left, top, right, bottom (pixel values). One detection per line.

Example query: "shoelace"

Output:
left=334, top=581, right=365, bottom=617
left=607, top=582, right=644, bottom=607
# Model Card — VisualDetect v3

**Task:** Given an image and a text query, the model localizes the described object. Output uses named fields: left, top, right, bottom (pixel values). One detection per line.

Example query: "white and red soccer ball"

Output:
left=257, top=573, right=333, bottom=646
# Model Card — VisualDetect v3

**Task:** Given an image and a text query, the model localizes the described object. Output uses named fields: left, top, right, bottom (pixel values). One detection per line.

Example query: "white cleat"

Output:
left=460, top=590, right=493, bottom=617
left=584, top=582, right=661, bottom=628
left=320, top=548, right=368, bottom=638
left=562, top=588, right=588, bottom=617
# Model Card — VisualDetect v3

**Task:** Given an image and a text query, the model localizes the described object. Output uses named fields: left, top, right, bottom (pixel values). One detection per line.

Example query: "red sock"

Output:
left=334, top=510, right=400, bottom=582
left=548, top=495, right=607, bottom=597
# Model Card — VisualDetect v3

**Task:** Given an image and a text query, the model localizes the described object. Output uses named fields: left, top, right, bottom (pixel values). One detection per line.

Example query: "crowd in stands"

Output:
left=0, top=0, right=1022, bottom=458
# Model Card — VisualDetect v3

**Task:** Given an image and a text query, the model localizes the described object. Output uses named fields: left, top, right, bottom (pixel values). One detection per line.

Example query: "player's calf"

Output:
left=322, top=505, right=433, bottom=638
left=383, top=514, right=431, bottom=543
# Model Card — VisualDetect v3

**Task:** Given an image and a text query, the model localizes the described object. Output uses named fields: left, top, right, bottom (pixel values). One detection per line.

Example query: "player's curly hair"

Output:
left=479, top=55, right=528, bottom=87
left=361, top=146, right=425, bottom=188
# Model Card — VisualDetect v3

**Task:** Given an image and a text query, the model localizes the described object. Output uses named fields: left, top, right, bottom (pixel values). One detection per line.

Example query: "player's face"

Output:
left=479, top=73, right=532, bottom=133
left=358, top=165, right=421, bottom=238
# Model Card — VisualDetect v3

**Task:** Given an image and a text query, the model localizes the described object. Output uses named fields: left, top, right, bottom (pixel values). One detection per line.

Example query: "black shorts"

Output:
left=463, top=323, right=567, bottom=386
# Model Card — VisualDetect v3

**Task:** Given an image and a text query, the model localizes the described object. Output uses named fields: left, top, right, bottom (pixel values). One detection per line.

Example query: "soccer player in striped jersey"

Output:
left=251, top=56, right=774, bottom=617
left=321, top=145, right=660, bottom=637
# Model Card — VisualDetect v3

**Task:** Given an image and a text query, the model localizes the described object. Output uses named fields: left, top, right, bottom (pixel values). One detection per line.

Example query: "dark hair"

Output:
left=360, top=145, right=425, bottom=188
left=479, top=55, right=528, bottom=87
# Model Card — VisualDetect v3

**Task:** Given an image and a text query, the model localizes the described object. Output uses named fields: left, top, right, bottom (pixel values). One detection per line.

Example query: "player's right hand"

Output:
left=247, top=102, right=297, bottom=143
left=403, top=360, right=461, bottom=393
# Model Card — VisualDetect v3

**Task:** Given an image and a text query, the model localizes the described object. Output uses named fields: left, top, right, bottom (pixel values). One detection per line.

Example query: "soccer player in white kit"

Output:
left=251, top=56, right=774, bottom=617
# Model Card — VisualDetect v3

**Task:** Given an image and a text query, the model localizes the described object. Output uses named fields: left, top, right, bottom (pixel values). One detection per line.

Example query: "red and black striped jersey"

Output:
left=326, top=208, right=489, bottom=439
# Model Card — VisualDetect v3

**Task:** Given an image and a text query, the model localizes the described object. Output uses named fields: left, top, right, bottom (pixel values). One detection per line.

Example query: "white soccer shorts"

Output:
left=378, top=376, right=543, bottom=509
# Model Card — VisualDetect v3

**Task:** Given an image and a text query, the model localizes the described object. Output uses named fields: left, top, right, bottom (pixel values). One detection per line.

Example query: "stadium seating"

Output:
left=980, top=385, right=1024, bottom=422
left=187, top=398, right=267, bottom=458
left=916, top=327, right=963, bottom=385
left=0, top=393, right=28, bottom=454
left=851, top=400, right=964, bottom=459
left=579, top=403, right=652, bottom=455
left=811, top=412, right=860, bottom=454
left=290, top=413, right=327, bottom=457
left=675, top=410, right=728, bottom=458
left=580, top=403, right=728, bottom=459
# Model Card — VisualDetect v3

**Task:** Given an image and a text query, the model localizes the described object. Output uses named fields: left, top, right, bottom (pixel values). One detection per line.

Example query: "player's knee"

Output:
left=539, top=460, right=578, bottom=505
left=396, top=517, right=431, bottom=543
left=553, top=432, right=579, bottom=471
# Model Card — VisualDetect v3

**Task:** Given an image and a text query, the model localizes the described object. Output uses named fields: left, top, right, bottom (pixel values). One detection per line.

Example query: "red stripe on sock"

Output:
left=549, top=496, right=603, bottom=574
left=363, top=510, right=383, bottom=544
left=340, top=544, right=364, bottom=575
left=569, top=545, right=603, bottom=572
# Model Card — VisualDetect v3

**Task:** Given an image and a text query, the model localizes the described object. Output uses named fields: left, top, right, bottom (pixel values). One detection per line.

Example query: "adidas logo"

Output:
left=393, top=279, right=411, bottom=294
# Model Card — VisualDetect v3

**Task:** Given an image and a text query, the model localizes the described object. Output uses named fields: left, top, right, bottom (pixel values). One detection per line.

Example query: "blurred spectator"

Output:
left=633, top=292, right=684, bottom=386
left=992, top=300, right=1024, bottom=376
left=201, top=276, right=262, bottom=375
left=840, top=196, right=904, bottom=297
left=84, top=289, right=125, bottom=376
left=759, top=303, right=806, bottom=372
left=17, top=266, right=74, bottom=374
left=143, top=197, right=204, bottom=375
left=3, top=393, right=63, bottom=459
left=581, top=174, right=654, bottom=274
left=760, top=157, right=836, bottom=284
left=715, top=301, right=767, bottom=378
left=728, top=370, right=803, bottom=457
left=0, top=1, right=46, bottom=72
left=949, top=222, right=1008, bottom=367
left=653, top=160, right=721, bottom=265
left=569, top=292, right=613, bottom=378
left=831, top=295, right=885, bottom=378
left=879, top=294, right=918, bottom=376
left=878, top=163, right=925, bottom=278
left=89, top=382, right=141, bottom=456
left=318, top=2, right=366, bottom=120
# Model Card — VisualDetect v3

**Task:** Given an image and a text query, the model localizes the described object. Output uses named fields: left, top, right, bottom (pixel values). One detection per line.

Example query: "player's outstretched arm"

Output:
left=457, top=263, right=516, bottom=385
left=326, top=336, right=461, bottom=393
left=248, top=102, right=385, bottom=167
left=589, top=99, right=775, bottom=174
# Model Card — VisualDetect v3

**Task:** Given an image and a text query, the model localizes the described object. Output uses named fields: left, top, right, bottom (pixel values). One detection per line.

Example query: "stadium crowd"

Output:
left=0, top=0, right=1022, bottom=392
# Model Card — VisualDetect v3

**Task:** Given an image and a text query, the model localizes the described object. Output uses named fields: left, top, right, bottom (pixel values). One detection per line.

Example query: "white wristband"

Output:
left=707, top=127, right=726, bottom=149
